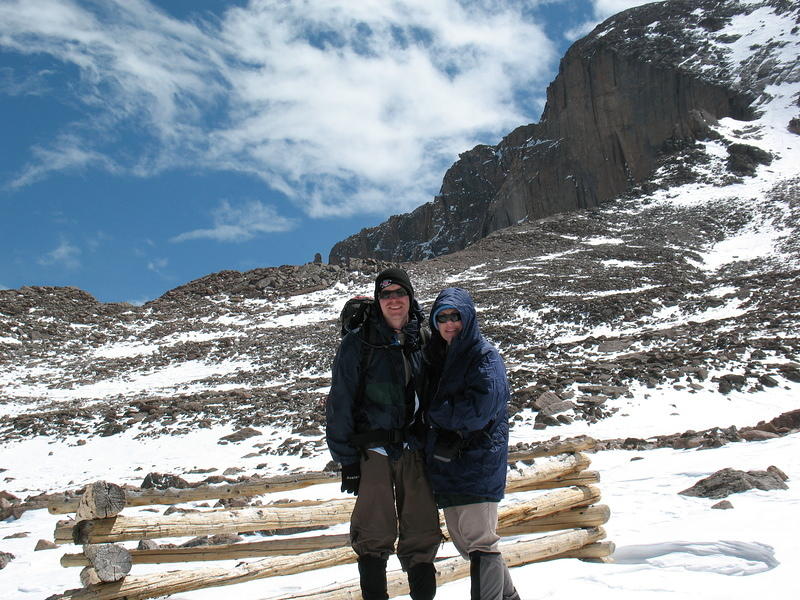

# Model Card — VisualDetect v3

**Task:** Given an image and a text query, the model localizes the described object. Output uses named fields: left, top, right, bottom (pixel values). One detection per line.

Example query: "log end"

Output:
left=76, top=481, right=126, bottom=521
left=84, top=543, right=132, bottom=582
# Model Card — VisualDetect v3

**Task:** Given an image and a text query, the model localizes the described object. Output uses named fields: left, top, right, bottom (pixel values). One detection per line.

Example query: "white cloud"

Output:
left=37, top=238, right=82, bottom=270
left=86, top=231, right=111, bottom=252
left=171, top=199, right=297, bottom=243
left=0, top=67, right=53, bottom=96
left=146, top=257, right=168, bottom=272
left=7, top=134, right=121, bottom=190
left=0, top=0, right=558, bottom=217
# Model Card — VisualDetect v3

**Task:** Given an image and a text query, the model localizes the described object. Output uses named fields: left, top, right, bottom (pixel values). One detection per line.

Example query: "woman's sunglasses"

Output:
left=435, top=312, right=461, bottom=323
left=378, top=288, right=408, bottom=300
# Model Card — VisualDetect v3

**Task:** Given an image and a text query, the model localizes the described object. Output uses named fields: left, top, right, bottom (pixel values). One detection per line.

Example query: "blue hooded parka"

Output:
left=423, top=287, right=510, bottom=501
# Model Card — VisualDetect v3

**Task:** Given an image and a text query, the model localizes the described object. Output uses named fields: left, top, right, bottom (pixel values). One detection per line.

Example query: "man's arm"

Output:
left=325, top=335, right=361, bottom=466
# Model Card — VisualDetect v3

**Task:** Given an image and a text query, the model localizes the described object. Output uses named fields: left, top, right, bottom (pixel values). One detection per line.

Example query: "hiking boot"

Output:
left=358, top=555, right=389, bottom=600
left=407, top=561, right=436, bottom=600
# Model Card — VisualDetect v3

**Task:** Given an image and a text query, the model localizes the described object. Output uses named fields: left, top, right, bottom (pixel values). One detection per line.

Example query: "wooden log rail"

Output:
left=277, top=530, right=610, bottom=600
left=55, top=484, right=600, bottom=546
left=49, top=440, right=610, bottom=599
left=55, top=499, right=356, bottom=546
left=61, top=504, right=610, bottom=567
left=47, top=436, right=597, bottom=516
left=52, top=454, right=595, bottom=545
left=47, top=472, right=338, bottom=516
left=50, top=527, right=607, bottom=600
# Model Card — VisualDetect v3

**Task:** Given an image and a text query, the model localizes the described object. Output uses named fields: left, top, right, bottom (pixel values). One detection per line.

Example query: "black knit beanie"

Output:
left=374, top=267, right=414, bottom=302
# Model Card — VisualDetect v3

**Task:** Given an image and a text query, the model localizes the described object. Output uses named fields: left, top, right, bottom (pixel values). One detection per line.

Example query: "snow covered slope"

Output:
left=1, top=0, right=799, bottom=597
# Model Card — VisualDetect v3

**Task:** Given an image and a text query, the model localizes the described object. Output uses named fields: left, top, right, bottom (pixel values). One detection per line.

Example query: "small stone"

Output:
left=759, top=374, right=779, bottom=387
left=209, top=533, right=243, bottom=545
left=219, top=427, right=262, bottom=443
left=179, top=536, right=210, bottom=548
left=711, top=500, right=734, bottom=510
left=739, top=429, right=779, bottom=441
left=34, top=539, right=58, bottom=551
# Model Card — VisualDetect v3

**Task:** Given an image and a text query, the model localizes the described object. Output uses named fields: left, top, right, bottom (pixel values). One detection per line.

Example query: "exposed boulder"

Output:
left=769, top=408, right=800, bottom=431
left=726, top=143, right=773, bottom=176
left=533, top=392, right=576, bottom=417
left=140, top=473, right=191, bottom=490
left=738, top=429, right=780, bottom=441
left=679, top=466, right=789, bottom=499
left=219, top=427, right=262, bottom=444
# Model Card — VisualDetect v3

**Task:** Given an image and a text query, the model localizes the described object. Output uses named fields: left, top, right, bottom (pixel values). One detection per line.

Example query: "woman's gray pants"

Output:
left=444, top=502, right=520, bottom=600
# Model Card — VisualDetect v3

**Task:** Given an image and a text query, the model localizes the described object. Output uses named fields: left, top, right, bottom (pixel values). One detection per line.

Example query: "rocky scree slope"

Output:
left=329, top=0, right=800, bottom=263
left=1, top=171, right=799, bottom=461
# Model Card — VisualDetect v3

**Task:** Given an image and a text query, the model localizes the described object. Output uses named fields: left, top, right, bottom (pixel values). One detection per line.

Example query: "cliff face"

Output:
left=329, top=0, right=798, bottom=264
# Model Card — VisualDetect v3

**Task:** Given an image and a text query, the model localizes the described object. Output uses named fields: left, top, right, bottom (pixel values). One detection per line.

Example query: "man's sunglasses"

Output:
left=435, top=312, right=461, bottom=323
left=378, top=288, right=408, bottom=300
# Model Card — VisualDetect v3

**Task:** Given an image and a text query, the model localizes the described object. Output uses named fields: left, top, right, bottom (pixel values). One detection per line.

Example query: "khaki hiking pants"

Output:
left=350, top=449, right=442, bottom=570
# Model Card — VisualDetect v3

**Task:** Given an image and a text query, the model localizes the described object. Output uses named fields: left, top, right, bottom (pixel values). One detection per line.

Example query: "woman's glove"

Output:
left=433, top=429, right=464, bottom=463
left=340, top=462, right=361, bottom=495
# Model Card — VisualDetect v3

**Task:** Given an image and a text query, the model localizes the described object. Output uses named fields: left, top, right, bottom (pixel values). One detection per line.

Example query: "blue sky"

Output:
left=0, top=0, right=658, bottom=303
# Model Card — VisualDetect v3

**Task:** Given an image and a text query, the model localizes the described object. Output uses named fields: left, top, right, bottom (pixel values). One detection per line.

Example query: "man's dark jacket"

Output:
left=423, top=287, right=509, bottom=501
left=326, top=299, right=427, bottom=467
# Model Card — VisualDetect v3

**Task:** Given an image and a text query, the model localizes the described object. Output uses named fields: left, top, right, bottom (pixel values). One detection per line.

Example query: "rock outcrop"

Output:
left=679, top=466, right=789, bottom=499
left=330, top=0, right=798, bottom=263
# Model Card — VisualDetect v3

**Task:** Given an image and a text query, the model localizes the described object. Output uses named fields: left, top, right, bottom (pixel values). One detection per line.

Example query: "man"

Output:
left=326, top=268, right=442, bottom=600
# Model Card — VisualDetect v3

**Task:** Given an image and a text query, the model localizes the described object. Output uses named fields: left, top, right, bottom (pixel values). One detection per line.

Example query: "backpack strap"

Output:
left=354, top=333, right=374, bottom=410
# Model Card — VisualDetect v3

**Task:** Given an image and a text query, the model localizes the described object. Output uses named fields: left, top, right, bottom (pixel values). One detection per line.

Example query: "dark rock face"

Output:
left=679, top=466, right=789, bottom=499
left=329, top=0, right=793, bottom=264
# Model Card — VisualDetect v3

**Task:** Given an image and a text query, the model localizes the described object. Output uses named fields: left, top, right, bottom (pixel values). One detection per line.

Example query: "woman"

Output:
left=423, top=287, right=520, bottom=600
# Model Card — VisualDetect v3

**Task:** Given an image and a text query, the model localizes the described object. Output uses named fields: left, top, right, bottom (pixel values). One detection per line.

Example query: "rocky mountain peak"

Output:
left=329, top=0, right=800, bottom=264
